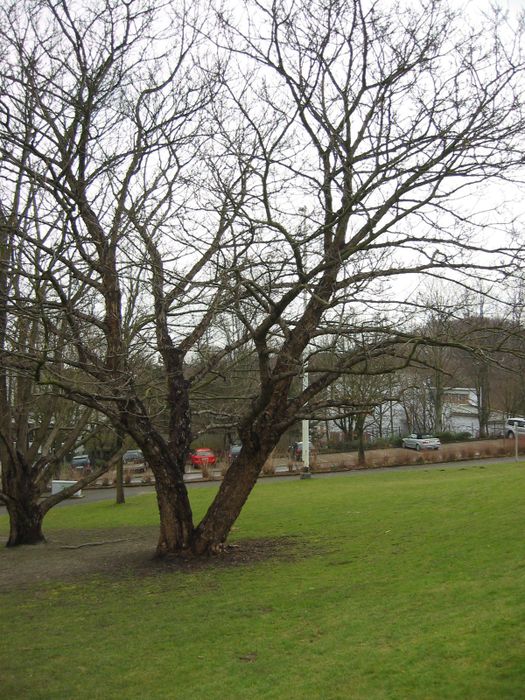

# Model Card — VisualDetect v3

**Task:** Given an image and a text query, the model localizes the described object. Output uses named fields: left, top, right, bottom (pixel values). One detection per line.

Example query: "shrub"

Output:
left=436, top=431, right=472, bottom=443
left=370, top=438, right=389, bottom=449
left=324, top=440, right=360, bottom=453
left=313, top=464, right=330, bottom=473
left=261, top=460, right=276, bottom=475
left=481, top=444, right=499, bottom=458
left=200, top=464, right=212, bottom=480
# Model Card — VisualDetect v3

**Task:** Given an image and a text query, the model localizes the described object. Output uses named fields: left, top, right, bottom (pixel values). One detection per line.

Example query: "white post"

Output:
left=515, top=429, right=519, bottom=462
left=301, top=364, right=310, bottom=477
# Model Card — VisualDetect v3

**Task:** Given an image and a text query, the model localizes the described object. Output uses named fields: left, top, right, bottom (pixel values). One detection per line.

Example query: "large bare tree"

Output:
left=0, top=0, right=250, bottom=552
left=189, top=0, right=525, bottom=552
left=2, top=0, right=525, bottom=555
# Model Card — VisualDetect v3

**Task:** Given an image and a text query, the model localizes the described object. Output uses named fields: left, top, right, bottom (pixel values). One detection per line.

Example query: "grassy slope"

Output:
left=0, top=463, right=524, bottom=699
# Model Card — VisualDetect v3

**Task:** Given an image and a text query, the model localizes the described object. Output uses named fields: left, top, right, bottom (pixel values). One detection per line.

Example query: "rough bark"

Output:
left=115, top=457, right=125, bottom=505
left=122, top=440, right=195, bottom=556
left=118, top=392, right=195, bottom=556
left=192, top=437, right=273, bottom=554
left=155, top=474, right=195, bottom=555
left=1, top=453, right=45, bottom=545
left=5, top=497, right=45, bottom=546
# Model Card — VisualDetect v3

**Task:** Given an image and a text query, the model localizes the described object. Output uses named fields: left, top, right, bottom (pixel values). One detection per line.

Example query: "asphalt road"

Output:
left=1, top=453, right=517, bottom=513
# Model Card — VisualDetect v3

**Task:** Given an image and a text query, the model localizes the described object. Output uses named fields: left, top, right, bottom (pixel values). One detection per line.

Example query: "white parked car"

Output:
left=402, top=434, right=441, bottom=451
left=505, top=417, right=525, bottom=438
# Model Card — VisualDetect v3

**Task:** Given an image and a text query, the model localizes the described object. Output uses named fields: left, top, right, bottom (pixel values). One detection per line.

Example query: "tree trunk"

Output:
left=5, top=498, right=45, bottom=546
left=154, top=471, right=195, bottom=556
left=1, top=450, right=46, bottom=546
left=433, top=371, right=444, bottom=433
left=355, top=414, right=367, bottom=467
left=476, top=365, right=490, bottom=438
left=191, top=440, right=273, bottom=555
left=117, top=386, right=196, bottom=556
left=120, top=436, right=195, bottom=556
left=115, top=456, right=125, bottom=505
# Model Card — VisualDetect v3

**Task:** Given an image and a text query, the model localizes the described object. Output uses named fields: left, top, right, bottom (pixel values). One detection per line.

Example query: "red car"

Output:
left=190, top=448, right=217, bottom=468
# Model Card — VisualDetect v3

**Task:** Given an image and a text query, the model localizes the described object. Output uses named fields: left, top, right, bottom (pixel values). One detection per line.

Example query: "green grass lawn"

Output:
left=1, top=463, right=524, bottom=699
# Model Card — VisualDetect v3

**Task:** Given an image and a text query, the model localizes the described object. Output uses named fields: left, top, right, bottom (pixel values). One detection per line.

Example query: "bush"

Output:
left=200, top=464, right=212, bottom=479
left=322, top=440, right=360, bottom=453
left=436, top=431, right=472, bottom=443
left=370, top=437, right=399, bottom=449
left=261, top=460, right=276, bottom=475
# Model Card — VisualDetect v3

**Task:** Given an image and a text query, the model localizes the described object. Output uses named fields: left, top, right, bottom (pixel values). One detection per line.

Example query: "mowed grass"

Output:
left=1, top=463, right=524, bottom=699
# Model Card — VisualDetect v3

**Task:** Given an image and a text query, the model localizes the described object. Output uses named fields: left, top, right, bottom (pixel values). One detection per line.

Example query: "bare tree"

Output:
left=0, top=178, right=124, bottom=544
left=3, top=0, right=525, bottom=556
left=190, top=0, right=525, bottom=552
left=0, top=0, right=252, bottom=553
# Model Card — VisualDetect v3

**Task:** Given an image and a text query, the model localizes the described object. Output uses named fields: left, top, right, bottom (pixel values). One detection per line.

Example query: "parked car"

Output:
left=401, top=434, right=441, bottom=451
left=190, top=448, right=217, bottom=468
left=70, top=454, right=91, bottom=471
left=229, top=444, right=242, bottom=461
left=505, top=417, right=525, bottom=439
left=123, top=449, right=144, bottom=463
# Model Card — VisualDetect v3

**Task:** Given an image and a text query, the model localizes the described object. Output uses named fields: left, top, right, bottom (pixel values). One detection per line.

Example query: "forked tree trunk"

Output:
left=1, top=452, right=46, bottom=546
left=122, top=442, right=195, bottom=556
left=2, top=457, right=113, bottom=547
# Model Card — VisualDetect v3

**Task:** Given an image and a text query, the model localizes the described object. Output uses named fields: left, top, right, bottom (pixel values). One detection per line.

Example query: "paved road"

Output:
left=1, top=454, right=518, bottom=513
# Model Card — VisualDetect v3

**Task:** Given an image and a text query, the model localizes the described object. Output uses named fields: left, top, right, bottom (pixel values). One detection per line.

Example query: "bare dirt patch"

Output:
left=0, top=528, right=299, bottom=592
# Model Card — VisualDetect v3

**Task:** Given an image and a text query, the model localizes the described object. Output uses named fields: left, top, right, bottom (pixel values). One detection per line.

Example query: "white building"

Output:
left=361, top=387, right=505, bottom=439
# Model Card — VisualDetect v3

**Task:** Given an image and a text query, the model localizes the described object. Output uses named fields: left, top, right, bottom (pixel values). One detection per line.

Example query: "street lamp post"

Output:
left=299, top=211, right=312, bottom=479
